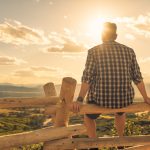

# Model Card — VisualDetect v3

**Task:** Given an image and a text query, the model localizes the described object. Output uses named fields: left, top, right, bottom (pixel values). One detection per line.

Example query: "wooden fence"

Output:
left=0, top=77, right=150, bottom=150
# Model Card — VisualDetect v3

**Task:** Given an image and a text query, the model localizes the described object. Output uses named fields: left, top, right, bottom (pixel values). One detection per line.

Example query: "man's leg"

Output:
left=84, top=114, right=97, bottom=138
left=115, top=112, right=126, bottom=137
left=84, top=114, right=99, bottom=150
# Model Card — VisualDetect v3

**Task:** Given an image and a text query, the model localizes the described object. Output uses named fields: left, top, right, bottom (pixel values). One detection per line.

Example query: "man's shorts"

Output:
left=86, top=101, right=125, bottom=120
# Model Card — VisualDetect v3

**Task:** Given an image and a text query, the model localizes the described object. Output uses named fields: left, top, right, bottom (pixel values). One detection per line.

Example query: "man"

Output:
left=71, top=22, right=150, bottom=150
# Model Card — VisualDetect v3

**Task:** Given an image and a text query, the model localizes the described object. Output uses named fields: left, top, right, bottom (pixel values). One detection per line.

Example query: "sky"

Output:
left=0, top=0, right=150, bottom=85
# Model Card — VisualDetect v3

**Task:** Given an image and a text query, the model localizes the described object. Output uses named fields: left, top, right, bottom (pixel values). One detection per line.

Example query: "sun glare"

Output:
left=86, top=18, right=106, bottom=42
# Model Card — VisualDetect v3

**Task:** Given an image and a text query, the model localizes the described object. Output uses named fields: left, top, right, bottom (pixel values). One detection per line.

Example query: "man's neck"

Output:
left=103, top=39, right=115, bottom=43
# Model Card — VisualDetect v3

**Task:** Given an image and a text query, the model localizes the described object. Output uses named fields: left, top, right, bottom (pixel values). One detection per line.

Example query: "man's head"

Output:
left=101, top=22, right=117, bottom=42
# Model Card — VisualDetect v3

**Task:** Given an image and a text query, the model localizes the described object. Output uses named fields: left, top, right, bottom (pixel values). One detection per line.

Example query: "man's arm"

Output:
left=136, top=81, right=150, bottom=104
left=78, top=82, right=90, bottom=100
left=70, top=82, right=89, bottom=113
left=70, top=49, right=96, bottom=112
left=130, top=50, right=150, bottom=104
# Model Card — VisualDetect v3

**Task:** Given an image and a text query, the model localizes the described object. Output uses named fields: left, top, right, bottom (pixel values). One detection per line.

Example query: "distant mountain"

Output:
left=0, top=82, right=149, bottom=100
left=0, top=84, right=44, bottom=98
left=0, top=84, right=42, bottom=92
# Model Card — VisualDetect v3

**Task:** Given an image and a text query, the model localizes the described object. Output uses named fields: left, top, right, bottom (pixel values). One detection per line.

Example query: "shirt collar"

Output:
left=102, top=40, right=116, bottom=44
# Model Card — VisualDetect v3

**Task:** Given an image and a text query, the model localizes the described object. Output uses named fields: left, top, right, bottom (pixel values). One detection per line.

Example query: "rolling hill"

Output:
left=0, top=83, right=150, bottom=102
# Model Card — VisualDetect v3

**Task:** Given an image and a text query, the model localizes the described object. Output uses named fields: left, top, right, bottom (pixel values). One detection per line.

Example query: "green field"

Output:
left=0, top=108, right=149, bottom=150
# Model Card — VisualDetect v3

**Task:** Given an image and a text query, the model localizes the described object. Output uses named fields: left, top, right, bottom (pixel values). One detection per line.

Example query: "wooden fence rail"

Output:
left=45, top=102, right=150, bottom=114
left=0, top=124, right=85, bottom=149
left=0, top=96, right=59, bottom=108
left=125, top=145, right=150, bottom=150
left=0, top=98, right=149, bottom=113
left=43, top=135, right=150, bottom=150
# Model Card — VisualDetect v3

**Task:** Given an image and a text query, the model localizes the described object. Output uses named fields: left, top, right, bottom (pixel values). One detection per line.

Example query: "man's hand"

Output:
left=69, top=101, right=82, bottom=113
left=144, top=97, right=150, bottom=105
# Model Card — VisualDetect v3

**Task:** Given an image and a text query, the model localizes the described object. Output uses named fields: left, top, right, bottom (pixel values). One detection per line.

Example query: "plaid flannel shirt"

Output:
left=81, top=41, right=143, bottom=108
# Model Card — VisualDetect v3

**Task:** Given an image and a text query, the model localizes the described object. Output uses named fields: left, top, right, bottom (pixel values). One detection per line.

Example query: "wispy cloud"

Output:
left=47, top=36, right=86, bottom=53
left=127, top=14, right=150, bottom=37
left=62, top=53, right=86, bottom=60
left=125, top=33, right=136, bottom=40
left=64, top=16, right=68, bottom=20
left=10, top=66, right=74, bottom=84
left=30, top=66, right=59, bottom=72
left=35, top=0, right=53, bottom=4
left=113, top=14, right=150, bottom=37
left=0, top=55, right=26, bottom=65
left=49, top=1, right=53, bottom=5
left=139, top=57, right=150, bottom=63
left=13, top=69, right=36, bottom=77
left=0, top=19, right=49, bottom=45
left=35, top=0, right=40, bottom=2
left=31, top=66, right=72, bottom=77
left=13, top=66, right=71, bottom=78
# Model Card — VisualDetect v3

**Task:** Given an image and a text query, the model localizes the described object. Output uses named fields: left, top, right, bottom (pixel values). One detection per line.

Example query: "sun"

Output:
left=85, top=18, right=107, bottom=42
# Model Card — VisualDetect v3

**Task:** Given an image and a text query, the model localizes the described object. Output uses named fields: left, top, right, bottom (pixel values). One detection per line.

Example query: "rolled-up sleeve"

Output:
left=130, top=50, right=143, bottom=84
left=81, top=49, right=96, bottom=84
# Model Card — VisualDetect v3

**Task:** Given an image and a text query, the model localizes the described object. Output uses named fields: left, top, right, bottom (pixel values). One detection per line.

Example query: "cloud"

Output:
left=113, top=14, right=150, bottom=37
left=49, top=1, right=53, bottom=5
left=35, top=0, right=40, bottom=2
left=48, top=32, right=64, bottom=45
left=127, top=14, right=150, bottom=37
left=13, top=69, right=36, bottom=77
left=10, top=66, right=74, bottom=84
left=139, top=57, right=150, bottom=63
left=64, top=16, right=68, bottom=19
left=10, top=68, right=50, bottom=85
left=64, top=28, right=71, bottom=35
left=30, top=66, right=58, bottom=72
left=30, top=66, right=71, bottom=77
left=135, top=23, right=150, bottom=32
left=47, top=36, right=86, bottom=53
left=46, top=28, right=87, bottom=53
left=0, top=55, right=26, bottom=65
left=13, top=66, right=70, bottom=78
left=125, top=33, right=136, bottom=40
left=62, top=53, right=86, bottom=60
left=0, top=19, right=49, bottom=45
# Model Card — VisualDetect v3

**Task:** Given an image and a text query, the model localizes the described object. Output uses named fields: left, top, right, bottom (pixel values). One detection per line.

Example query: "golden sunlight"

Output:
left=85, top=18, right=107, bottom=42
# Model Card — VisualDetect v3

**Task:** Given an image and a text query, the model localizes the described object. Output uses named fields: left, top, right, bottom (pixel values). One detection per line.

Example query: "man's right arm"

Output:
left=78, top=82, right=90, bottom=101
left=69, top=82, right=89, bottom=113
left=130, top=49, right=150, bottom=104
left=136, top=81, right=150, bottom=104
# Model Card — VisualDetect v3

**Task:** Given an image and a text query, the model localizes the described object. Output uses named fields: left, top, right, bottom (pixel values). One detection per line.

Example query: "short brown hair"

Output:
left=103, top=22, right=117, bottom=34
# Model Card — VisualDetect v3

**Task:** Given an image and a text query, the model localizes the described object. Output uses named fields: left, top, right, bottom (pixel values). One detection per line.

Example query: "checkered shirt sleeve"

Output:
left=81, top=49, right=96, bottom=84
left=130, top=50, right=143, bottom=84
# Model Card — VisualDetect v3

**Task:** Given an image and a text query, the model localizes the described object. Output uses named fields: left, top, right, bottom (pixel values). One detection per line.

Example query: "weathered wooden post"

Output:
left=43, top=82, right=58, bottom=125
left=43, top=77, right=77, bottom=150
left=54, top=77, right=77, bottom=127
left=43, top=82, right=58, bottom=150
left=43, top=82, right=57, bottom=97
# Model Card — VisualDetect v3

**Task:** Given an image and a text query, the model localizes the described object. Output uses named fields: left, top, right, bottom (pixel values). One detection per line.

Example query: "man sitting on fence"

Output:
left=70, top=22, right=150, bottom=150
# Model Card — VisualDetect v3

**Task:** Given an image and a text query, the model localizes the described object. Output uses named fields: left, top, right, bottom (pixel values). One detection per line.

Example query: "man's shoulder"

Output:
left=89, top=45, right=100, bottom=51
left=88, top=45, right=100, bottom=53
left=87, top=42, right=135, bottom=55
left=116, top=42, right=134, bottom=51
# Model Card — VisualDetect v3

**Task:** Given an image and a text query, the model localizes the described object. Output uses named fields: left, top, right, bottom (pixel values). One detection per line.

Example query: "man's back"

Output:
left=81, top=41, right=143, bottom=108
